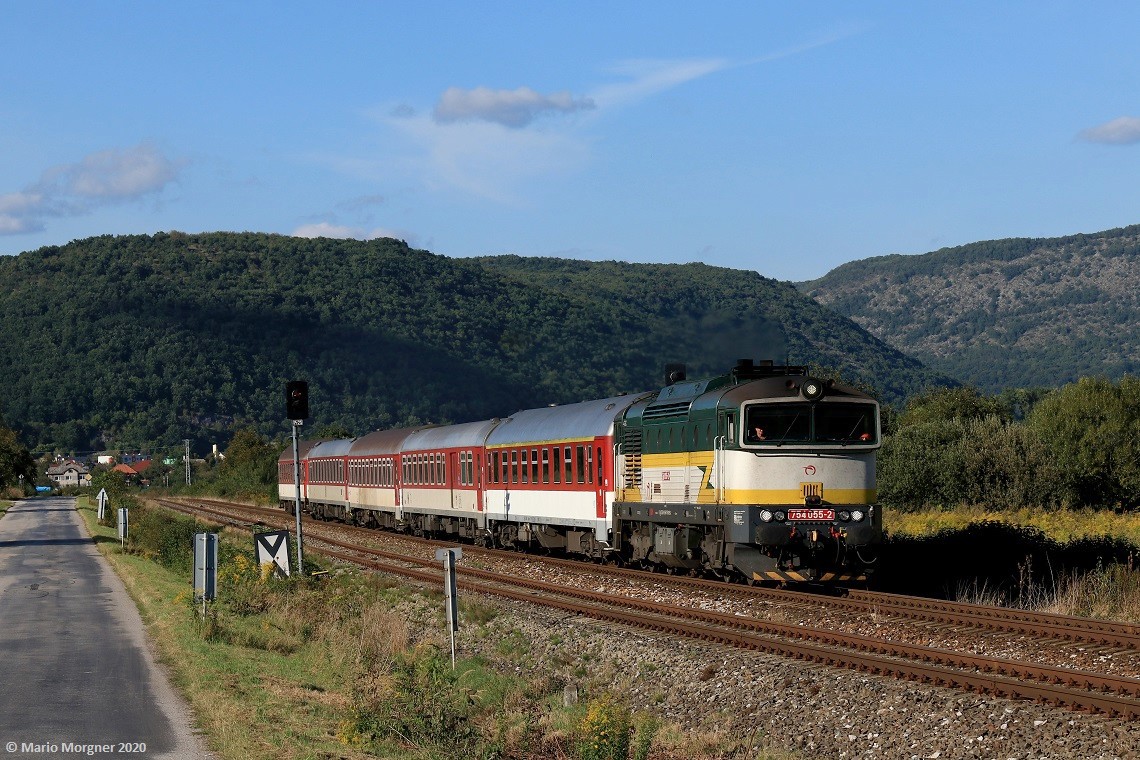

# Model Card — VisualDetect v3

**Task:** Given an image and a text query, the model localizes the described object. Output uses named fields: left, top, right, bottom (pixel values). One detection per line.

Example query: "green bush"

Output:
left=127, top=505, right=213, bottom=574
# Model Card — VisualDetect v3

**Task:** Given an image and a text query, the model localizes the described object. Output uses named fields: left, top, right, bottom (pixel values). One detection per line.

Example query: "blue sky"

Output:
left=3, top=2, right=1140, bottom=281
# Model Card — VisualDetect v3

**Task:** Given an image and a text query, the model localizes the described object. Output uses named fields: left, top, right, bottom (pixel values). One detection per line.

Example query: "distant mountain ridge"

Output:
left=0, top=232, right=947, bottom=453
left=801, top=224, right=1140, bottom=392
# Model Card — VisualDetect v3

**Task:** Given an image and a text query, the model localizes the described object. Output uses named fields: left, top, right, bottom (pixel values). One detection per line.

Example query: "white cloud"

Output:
left=433, top=86, right=595, bottom=128
left=62, top=144, right=181, bottom=199
left=386, top=112, right=590, bottom=203
left=369, top=34, right=859, bottom=203
left=1078, top=116, right=1140, bottom=145
left=291, top=221, right=405, bottom=241
left=590, top=58, right=730, bottom=109
left=0, top=143, right=183, bottom=236
left=0, top=191, right=48, bottom=234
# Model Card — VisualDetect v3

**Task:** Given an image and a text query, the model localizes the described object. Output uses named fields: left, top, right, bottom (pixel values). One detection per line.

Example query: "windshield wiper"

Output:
left=774, top=412, right=803, bottom=446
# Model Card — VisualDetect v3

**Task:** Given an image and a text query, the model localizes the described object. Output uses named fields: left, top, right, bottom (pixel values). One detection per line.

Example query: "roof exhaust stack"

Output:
left=664, top=363, right=687, bottom=386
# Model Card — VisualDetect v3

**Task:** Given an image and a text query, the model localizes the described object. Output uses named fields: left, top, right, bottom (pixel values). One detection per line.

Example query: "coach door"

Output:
left=474, top=451, right=484, bottom=512
left=593, top=436, right=607, bottom=519
left=449, top=451, right=459, bottom=509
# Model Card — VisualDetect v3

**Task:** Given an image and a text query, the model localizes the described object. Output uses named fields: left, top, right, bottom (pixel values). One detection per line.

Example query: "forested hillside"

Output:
left=0, top=232, right=947, bottom=454
left=801, top=224, right=1140, bottom=392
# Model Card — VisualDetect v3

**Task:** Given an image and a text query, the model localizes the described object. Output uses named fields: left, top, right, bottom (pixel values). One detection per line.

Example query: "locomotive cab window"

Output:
left=744, top=404, right=810, bottom=444
left=814, top=403, right=879, bottom=445
left=743, top=402, right=879, bottom=446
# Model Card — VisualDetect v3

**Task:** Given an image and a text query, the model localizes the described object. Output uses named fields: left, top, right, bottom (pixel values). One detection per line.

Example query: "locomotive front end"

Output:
left=724, top=374, right=882, bottom=582
left=614, top=360, right=882, bottom=584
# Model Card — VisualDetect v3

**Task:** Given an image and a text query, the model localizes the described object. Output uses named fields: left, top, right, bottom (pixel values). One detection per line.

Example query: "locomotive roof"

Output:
left=307, top=438, right=355, bottom=458
left=403, top=419, right=502, bottom=451
left=348, top=427, right=422, bottom=457
left=719, top=376, right=877, bottom=406
left=486, top=393, right=651, bottom=446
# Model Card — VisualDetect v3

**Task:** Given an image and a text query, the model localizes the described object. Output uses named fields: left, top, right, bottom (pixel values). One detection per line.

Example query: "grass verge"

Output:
left=76, top=497, right=775, bottom=759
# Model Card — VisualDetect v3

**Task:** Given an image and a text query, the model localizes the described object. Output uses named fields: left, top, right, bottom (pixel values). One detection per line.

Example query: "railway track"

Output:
left=154, top=496, right=1140, bottom=719
left=170, top=497, right=1140, bottom=650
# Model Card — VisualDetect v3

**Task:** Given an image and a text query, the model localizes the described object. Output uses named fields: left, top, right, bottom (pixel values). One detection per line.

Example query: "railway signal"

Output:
left=285, top=380, right=309, bottom=421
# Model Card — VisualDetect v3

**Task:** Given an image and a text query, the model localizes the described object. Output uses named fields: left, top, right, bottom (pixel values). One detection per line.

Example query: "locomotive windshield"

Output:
left=744, top=402, right=878, bottom=446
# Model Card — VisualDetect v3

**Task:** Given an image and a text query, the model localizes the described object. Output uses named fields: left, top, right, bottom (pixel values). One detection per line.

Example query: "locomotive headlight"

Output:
left=837, top=510, right=851, bottom=522
left=801, top=378, right=825, bottom=401
left=851, top=510, right=865, bottom=522
left=760, top=509, right=773, bottom=523
left=774, top=511, right=786, bottom=522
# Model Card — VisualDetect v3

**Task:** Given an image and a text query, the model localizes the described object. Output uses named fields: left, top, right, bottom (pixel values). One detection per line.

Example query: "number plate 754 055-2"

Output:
left=787, top=508, right=835, bottom=521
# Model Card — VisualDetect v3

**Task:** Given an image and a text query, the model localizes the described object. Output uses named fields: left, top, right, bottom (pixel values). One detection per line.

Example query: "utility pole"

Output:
left=285, top=381, right=310, bottom=574
left=183, top=439, right=191, bottom=486
left=292, top=420, right=304, bottom=572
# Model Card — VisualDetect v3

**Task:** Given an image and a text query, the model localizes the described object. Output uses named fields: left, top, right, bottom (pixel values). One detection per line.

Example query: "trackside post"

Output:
left=435, top=547, right=462, bottom=667
left=194, top=532, right=218, bottom=618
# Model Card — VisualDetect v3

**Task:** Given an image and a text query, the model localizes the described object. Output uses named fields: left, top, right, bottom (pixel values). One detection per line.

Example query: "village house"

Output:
left=46, top=459, right=91, bottom=488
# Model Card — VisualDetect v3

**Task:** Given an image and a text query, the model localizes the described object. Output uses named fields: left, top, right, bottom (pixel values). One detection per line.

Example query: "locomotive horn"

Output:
left=664, top=363, right=686, bottom=386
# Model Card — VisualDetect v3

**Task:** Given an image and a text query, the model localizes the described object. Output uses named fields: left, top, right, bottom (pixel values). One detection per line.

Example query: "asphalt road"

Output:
left=0, top=497, right=211, bottom=759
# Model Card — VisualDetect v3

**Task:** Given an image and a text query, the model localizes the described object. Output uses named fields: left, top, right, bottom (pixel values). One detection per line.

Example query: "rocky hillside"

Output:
left=801, top=225, right=1140, bottom=392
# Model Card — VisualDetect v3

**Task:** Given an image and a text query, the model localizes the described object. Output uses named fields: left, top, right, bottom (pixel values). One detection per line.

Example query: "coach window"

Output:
left=576, top=445, right=586, bottom=484
left=521, top=449, right=529, bottom=483
left=552, top=446, right=561, bottom=484
left=596, top=446, right=603, bottom=484
left=586, top=446, right=594, bottom=484
left=542, top=448, right=550, bottom=484
left=531, top=448, right=539, bottom=484
left=490, top=452, right=498, bottom=484
left=511, top=449, right=519, bottom=484
left=564, top=446, right=573, bottom=483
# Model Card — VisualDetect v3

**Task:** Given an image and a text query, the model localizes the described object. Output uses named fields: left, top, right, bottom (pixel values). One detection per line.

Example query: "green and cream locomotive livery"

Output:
left=613, top=359, right=881, bottom=582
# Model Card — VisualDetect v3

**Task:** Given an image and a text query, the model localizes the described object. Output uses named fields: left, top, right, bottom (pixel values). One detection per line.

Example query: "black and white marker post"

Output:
left=435, top=547, right=462, bottom=667
left=285, top=381, right=310, bottom=574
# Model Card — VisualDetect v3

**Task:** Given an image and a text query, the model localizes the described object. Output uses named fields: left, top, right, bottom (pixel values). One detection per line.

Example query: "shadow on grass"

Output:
left=875, top=520, right=1138, bottom=602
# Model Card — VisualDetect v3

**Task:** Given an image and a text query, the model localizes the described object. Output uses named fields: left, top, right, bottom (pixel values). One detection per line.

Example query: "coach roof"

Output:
left=486, top=393, right=651, bottom=446
left=307, top=438, right=354, bottom=458
left=349, top=427, right=423, bottom=457
left=403, top=419, right=502, bottom=451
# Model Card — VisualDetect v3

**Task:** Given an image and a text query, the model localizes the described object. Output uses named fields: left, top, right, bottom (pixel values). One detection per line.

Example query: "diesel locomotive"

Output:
left=279, top=359, right=882, bottom=583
